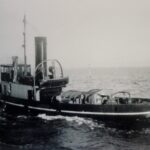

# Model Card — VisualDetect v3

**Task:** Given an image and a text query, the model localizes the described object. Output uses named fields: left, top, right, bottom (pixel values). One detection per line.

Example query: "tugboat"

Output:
left=1, top=16, right=150, bottom=121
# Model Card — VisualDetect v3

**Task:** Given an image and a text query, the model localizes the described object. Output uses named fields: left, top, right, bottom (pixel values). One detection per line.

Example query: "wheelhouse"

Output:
left=0, top=64, right=31, bottom=83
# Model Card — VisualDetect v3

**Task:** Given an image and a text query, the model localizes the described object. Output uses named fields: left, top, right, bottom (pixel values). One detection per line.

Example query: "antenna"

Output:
left=23, top=15, right=27, bottom=75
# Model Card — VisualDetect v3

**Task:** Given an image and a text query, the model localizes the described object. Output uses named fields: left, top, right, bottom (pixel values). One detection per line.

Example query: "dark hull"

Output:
left=1, top=98, right=150, bottom=121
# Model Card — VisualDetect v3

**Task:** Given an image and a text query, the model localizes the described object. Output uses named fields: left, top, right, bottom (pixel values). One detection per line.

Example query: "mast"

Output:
left=23, top=15, right=27, bottom=75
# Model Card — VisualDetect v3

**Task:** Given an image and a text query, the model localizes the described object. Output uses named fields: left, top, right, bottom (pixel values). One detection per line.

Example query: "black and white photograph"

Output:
left=0, top=0, right=150, bottom=149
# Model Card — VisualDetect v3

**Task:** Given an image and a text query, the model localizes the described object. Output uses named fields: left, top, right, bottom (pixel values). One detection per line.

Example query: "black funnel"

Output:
left=35, top=37, right=47, bottom=77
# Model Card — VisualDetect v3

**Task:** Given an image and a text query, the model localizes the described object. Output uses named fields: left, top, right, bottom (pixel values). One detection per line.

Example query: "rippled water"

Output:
left=1, top=67, right=150, bottom=150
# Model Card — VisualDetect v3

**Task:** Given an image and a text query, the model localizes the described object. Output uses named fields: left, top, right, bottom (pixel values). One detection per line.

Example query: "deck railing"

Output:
left=33, top=59, right=64, bottom=100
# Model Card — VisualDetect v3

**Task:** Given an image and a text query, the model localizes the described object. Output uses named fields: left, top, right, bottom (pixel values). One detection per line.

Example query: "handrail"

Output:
left=110, top=91, right=131, bottom=100
left=33, top=59, right=64, bottom=100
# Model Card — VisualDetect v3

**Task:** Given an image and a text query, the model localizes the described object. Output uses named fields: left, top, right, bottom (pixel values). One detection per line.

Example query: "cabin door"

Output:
left=4, top=85, right=7, bottom=95
left=28, top=90, right=33, bottom=100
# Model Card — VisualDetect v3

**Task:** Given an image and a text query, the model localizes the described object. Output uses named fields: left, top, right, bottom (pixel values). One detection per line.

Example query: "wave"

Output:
left=38, top=114, right=104, bottom=130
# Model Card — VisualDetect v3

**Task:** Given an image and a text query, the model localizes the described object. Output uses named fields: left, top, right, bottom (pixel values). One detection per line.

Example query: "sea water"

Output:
left=0, top=67, right=150, bottom=150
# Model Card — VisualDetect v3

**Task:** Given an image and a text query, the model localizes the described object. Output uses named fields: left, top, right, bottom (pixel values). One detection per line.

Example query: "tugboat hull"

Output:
left=1, top=98, right=150, bottom=121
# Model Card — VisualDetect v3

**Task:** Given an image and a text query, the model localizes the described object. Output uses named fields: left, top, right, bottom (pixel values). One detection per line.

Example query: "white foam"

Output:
left=38, top=114, right=104, bottom=130
left=38, top=114, right=66, bottom=121
left=17, top=115, right=28, bottom=119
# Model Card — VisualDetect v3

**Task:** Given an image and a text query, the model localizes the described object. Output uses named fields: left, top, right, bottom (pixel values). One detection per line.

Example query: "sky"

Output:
left=0, top=0, right=150, bottom=69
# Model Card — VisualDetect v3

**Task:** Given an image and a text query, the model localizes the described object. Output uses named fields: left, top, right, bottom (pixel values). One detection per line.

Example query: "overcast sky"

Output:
left=1, top=0, right=150, bottom=68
